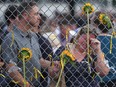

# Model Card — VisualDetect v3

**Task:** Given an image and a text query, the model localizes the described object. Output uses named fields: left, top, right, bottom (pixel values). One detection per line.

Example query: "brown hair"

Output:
left=71, top=25, right=98, bottom=44
left=4, top=5, right=18, bottom=26
left=18, top=1, right=37, bottom=19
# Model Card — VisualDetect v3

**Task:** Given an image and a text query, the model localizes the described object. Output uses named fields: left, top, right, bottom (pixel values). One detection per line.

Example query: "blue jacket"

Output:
left=97, top=35, right=116, bottom=82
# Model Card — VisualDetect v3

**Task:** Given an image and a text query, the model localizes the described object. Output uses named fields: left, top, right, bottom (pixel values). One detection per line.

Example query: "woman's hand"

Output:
left=90, top=38, right=102, bottom=54
left=48, top=61, right=60, bottom=79
left=90, top=38, right=109, bottom=76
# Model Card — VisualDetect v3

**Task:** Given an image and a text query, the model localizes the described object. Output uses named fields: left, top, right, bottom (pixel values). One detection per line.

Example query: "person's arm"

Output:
left=40, top=58, right=60, bottom=69
left=40, top=58, right=60, bottom=78
left=94, top=50, right=110, bottom=76
left=40, top=58, right=51, bottom=68
left=90, top=38, right=110, bottom=76
left=1, top=35, right=31, bottom=87
left=6, top=63, right=31, bottom=87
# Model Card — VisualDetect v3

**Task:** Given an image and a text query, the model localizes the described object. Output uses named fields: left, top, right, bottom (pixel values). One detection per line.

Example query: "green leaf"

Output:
left=70, top=61, right=76, bottom=68
left=104, top=16, right=111, bottom=28
left=107, top=22, right=111, bottom=28
left=63, top=58, right=67, bottom=65
left=84, top=6, right=92, bottom=14
left=20, top=50, right=29, bottom=57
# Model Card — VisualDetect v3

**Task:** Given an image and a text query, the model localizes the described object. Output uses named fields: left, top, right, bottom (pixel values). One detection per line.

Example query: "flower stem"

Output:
left=56, top=58, right=66, bottom=87
left=23, top=58, right=26, bottom=87
left=110, top=35, right=113, bottom=54
left=55, top=66, right=64, bottom=87
left=87, top=11, right=92, bottom=73
left=109, top=20, right=115, bottom=54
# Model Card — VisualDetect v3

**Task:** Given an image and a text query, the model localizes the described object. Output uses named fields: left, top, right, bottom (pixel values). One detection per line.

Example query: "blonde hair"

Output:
left=72, top=25, right=98, bottom=44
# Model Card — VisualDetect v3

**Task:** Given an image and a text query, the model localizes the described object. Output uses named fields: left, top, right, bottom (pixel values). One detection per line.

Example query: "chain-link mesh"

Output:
left=0, top=0, right=116, bottom=87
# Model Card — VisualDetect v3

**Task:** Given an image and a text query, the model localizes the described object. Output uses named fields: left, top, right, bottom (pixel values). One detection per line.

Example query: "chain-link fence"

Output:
left=0, top=0, right=116, bottom=87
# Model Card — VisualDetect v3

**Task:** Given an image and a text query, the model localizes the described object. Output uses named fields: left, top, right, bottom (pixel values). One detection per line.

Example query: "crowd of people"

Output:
left=0, top=1, right=116, bottom=87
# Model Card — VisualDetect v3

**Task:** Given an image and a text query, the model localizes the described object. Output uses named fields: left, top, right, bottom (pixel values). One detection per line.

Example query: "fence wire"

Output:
left=0, top=0, right=116, bottom=87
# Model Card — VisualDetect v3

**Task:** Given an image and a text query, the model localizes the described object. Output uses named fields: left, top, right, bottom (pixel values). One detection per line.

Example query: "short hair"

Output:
left=71, top=25, right=98, bottom=44
left=18, top=1, right=37, bottom=19
left=77, top=25, right=97, bottom=38
left=4, top=5, right=18, bottom=26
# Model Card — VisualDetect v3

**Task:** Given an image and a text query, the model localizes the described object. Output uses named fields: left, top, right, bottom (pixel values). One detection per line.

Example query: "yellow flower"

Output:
left=18, top=48, right=32, bottom=62
left=56, top=49, right=75, bottom=87
left=82, top=3, right=94, bottom=14
left=99, top=14, right=106, bottom=24
left=99, top=13, right=111, bottom=28
left=61, top=50, right=75, bottom=61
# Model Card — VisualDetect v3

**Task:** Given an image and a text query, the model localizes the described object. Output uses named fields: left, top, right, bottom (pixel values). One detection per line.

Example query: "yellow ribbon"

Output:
left=12, top=80, right=19, bottom=84
left=11, top=80, right=28, bottom=85
left=66, top=28, right=70, bottom=43
left=49, top=54, right=54, bottom=67
left=10, top=30, right=14, bottom=47
left=0, top=74, right=6, bottom=78
left=33, top=67, right=45, bottom=79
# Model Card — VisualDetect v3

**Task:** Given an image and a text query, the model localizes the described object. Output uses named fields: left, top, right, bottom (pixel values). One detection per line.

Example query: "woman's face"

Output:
left=77, top=34, right=95, bottom=52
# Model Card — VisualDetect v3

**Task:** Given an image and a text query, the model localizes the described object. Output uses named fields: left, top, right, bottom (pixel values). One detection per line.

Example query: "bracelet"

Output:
left=8, top=66, right=19, bottom=73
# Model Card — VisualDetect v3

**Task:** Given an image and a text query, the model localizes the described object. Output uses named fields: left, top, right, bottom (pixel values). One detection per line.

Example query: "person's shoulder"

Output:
left=30, top=31, right=39, bottom=40
left=112, top=36, right=116, bottom=44
left=97, top=35, right=111, bottom=40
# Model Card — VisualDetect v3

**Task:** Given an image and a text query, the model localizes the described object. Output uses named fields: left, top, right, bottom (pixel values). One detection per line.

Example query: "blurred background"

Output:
left=0, top=0, right=116, bottom=21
